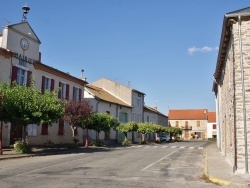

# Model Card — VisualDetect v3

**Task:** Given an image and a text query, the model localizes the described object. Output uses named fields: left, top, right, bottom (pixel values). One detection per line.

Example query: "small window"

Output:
left=27, top=124, right=38, bottom=136
left=213, top=124, right=216, bottom=129
left=175, top=121, right=179, bottom=127
left=119, top=112, right=128, bottom=123
left=197, top=121, right=200, bottom=127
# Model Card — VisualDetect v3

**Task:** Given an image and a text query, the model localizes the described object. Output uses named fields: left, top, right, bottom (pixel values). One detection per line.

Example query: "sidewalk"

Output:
left=205, top=141, right=250, bottom=187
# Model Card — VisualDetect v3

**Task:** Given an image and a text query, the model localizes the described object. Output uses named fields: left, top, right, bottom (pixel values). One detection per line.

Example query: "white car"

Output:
left=157, top=135, right=170, bottom=142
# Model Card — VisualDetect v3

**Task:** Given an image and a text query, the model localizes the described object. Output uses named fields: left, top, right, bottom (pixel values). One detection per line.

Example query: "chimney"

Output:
left=81, top=69, right=86, bottom=81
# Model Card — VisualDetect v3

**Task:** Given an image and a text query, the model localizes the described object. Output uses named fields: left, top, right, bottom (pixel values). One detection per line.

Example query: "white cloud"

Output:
left=187, top=46, right=218, bottom=55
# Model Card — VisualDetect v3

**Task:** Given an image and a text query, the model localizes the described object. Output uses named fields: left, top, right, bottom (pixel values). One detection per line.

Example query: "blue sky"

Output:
left=1, top=1, right=249, bottom=114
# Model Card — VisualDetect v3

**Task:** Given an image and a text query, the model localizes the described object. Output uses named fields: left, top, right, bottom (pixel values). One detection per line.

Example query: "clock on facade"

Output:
left=20, top=38, right=29, bottom=50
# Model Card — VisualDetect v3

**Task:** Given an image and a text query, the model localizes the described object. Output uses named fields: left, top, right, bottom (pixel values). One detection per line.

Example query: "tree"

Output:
left=2, top=82, right=65, bottom=144
left=168, top=127, right=182, bottom=142
left=84, top=113, right=119, bottom=141
left=63, top=99, right=93, bottom=145
left=116, top=121, right=138, bottom=142
left=137, top=122, right=155, bottom=143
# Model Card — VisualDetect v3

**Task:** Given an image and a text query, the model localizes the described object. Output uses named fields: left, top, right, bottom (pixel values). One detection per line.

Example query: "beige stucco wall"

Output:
left=92, top=78, right=132, bottom=105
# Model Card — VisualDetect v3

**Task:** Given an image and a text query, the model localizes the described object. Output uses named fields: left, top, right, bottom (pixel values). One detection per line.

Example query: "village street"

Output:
left=0, top=141, right=219, bottom=188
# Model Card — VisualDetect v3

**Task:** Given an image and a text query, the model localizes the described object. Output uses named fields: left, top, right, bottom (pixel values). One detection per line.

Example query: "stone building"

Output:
left=168, top=109, right=208, bottom=140
left=213, top=7, right=250, bottom=174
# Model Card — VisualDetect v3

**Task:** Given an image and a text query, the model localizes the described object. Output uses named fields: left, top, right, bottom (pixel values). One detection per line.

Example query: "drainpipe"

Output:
left=238, top=15, right=248, bottom=174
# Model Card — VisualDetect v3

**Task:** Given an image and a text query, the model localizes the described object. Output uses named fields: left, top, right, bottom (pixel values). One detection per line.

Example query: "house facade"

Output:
left=206, top=112, right=217, bottom=139
left=84, top=84, right=132, bottom=142
left=91, top=78, right=145, bottom=142
left=168, top=109, right=208, bottom=140
left=0, top=9, right=88, bottom=146
left=213, top=7, right=250, bottom=174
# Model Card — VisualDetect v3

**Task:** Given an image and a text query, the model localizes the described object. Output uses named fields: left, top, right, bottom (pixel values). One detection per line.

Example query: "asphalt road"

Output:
left=0, top=141, right=219, bottom=188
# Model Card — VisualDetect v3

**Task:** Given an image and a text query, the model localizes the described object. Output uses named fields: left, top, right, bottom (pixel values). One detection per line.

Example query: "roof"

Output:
left=144, top=105, right=168, bottom=117
left=213, top=7, right=250, bottom=93
left=85, top=84, right=131, bottom=108
left=168, top=109, right=208, bottom=120
left=33, top=62, right=88, bottom=86
left=5, top=22, right=41, bottom=44
left=208, top=112, right=216, bottom=123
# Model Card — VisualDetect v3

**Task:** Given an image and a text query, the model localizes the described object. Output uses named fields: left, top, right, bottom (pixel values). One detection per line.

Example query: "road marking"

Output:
left=180, top=146, right=185, bottom=149
left=171, top=146, right=177, bottom=148
left=189, top=147, right=194, bottom=149
left=198, top=147, right=203, bottom=150
left=141, top=149, right=180, bottom=171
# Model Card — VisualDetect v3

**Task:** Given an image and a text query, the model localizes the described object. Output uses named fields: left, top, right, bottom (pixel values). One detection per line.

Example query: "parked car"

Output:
left=157, top=134, right=170, bottom=143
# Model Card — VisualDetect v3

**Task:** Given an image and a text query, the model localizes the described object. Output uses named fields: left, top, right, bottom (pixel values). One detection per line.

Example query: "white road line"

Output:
left=189, top=147, right=194, bottom=149
left=141, top=149, right=180, bottom=171
left=180, top=146, right=185, bottom=149
left=198, top=147, right=203, bottom=150
left=161, top=146, right=168, bottom=148
left=171, top=146, right=177, bottom=148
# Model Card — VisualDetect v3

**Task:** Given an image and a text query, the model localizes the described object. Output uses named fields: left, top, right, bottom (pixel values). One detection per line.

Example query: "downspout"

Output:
left=238, top=15, right=248, bottom=174
left=231, top=25, right=237, bottom=173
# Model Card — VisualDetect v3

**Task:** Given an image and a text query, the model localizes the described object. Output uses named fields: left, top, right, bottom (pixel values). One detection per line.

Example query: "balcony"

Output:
left=181, top=126, right=192, bottom=130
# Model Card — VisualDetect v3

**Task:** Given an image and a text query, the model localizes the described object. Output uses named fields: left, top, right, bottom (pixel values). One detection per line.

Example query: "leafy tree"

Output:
left=84, top=113, right=119, bottom=141
left=116, top=121, right=138, bottom=142
left=63, top=99, right=93, bottom=144
left=137, top=122, right=155, bottom=143
left=1, top=81, right=65, bottom=144
left=168, top=127, right=182, bottom=142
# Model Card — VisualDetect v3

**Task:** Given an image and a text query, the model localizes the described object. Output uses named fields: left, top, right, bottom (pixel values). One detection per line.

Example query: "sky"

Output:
left=1, top=1, right=250, bottom=115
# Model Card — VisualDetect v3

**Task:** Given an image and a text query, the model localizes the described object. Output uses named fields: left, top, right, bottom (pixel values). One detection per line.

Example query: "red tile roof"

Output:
left=168, top=109, right=208, bottom=120
left=208, top=112, right=216, bottom=122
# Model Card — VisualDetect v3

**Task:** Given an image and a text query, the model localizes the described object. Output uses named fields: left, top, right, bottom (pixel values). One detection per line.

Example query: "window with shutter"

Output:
left=41, top=124, right=48, bottom=135
left=58, top=119, right=64, bottom=135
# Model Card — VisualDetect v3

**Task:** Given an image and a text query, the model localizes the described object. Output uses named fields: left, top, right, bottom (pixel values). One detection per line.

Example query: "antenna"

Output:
left=2, top=17, right=10, bottom=25
left=22, top=4, right=30, bottom=22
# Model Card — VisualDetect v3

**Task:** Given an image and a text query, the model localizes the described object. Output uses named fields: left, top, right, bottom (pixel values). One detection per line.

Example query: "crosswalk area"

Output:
left=125, top=145, right=204, bottom=150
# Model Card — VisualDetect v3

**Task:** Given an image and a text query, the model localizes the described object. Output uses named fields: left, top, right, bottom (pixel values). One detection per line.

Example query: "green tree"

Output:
left=116, top=121, right=138, bottom=142
left=84, top=113, right=119, bottom=141
left=137, top=122, right=155, bottom=143
left=2, top=82, right=64, bottom=144
left=168, top=127, right=182, bottom=142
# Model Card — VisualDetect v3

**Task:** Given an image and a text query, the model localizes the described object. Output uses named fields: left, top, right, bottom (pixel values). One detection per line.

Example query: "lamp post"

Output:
left=0, top=93, right=4, bottom=155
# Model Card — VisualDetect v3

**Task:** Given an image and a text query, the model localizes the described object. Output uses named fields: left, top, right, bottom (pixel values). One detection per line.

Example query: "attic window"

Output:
left=138, top=93, right=141, bottom=97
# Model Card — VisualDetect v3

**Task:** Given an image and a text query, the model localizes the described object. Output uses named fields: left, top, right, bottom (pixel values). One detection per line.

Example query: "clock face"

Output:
left=20, top=38, right=29, bottom=50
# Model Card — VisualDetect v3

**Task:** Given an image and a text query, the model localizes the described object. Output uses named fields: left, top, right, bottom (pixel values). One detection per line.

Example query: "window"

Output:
left=137, top=114, right=141, bottom=122
left=119, top=112, right=128, bottom=123
left=197, top=121, right=200, bottom=127
left=58, top=119, right=64, bottom=135
left=137, top=98, right=141, bottom=108
left=41, top=76, right=55, bottom=93
left=147, top=116, right=150, bottom=122
left=73, top=87, right=82, bottom=101
left=17, top=68, right=26, bottom=85
left=213, top=124, right=216, bottom=129
left=175, top=121, right=179, bottom=127
left=185, top=121, right=189, bottom=129
left=58, top=82, right=69, bottom=99
left=27, top=124, right=38, bottom=136
left=41, top=124, right=48, bottom=135
left=11, top=64, right=32, bottom=86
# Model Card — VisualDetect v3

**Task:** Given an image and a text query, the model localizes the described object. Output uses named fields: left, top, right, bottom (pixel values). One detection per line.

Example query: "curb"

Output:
left=204, top=148, right=231, bottom=186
